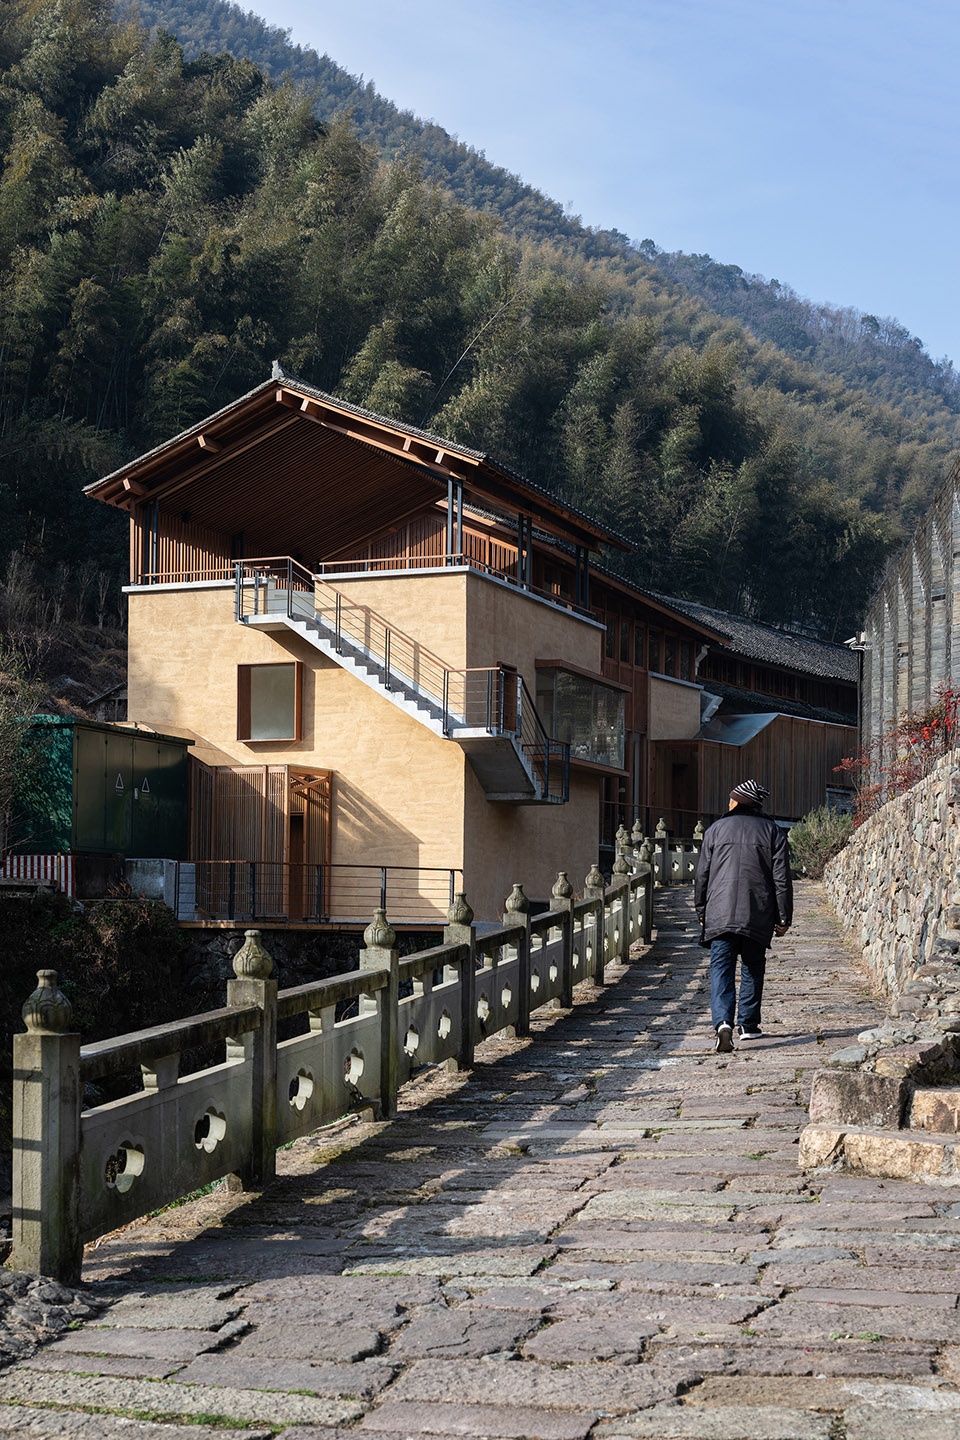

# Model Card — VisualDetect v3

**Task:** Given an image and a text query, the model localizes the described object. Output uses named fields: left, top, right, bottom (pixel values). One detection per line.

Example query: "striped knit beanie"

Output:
left=730, top=779, right=769, bottom=807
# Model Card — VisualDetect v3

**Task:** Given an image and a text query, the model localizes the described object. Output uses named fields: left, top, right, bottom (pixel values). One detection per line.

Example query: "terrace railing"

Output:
left=12, top=858, right=654, bottom=1282
left=185, top=861, right=461, bottom=925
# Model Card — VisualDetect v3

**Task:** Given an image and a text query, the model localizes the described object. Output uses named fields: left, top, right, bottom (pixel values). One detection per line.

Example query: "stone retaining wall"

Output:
left=824, top=751, right=960, bottom=998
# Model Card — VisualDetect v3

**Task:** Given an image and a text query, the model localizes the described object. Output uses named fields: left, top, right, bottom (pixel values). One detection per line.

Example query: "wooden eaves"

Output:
left=85, top=376, right=632, bottom=557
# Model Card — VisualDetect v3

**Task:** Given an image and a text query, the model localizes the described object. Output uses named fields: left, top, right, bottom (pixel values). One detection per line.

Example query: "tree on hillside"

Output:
left=0, top=640, right=44, bottom=856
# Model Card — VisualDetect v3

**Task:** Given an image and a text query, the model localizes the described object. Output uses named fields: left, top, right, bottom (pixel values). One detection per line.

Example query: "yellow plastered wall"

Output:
left=464, top=571, right=603, bottom=679
left=126, top=584, right=467, bottom=881
left=460, top=573, right=607, bottom=918
left=462, top=768, right=601, bottom=921
left=330, top=573, right=469, bottom=668
left=648, top=675, right=702, bottom=740
left=126, top=573, right=609, bottom=921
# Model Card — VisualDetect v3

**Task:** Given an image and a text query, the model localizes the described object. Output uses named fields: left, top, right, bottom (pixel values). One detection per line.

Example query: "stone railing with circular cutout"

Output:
left=12, top=855, right=657, bottom=1281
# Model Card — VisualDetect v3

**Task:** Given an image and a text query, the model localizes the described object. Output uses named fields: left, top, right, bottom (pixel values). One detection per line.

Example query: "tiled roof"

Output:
left=658, top=597, right=858, bottom=683
left=700, top=680, right=856, bottom=727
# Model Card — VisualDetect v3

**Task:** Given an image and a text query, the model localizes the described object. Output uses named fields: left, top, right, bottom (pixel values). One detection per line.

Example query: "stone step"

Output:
left=800, top=1120, right=960, bottom=1183
left=910, top=1087, right=960, bottom=1134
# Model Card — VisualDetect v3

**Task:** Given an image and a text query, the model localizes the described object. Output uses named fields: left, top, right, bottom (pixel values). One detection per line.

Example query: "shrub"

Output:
left=788, top=806, right=853, bottom=879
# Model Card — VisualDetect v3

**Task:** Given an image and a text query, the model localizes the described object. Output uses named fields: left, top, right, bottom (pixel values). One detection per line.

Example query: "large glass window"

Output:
left=238, top=663, right=302, bottom=741
left=536, top=668, right=625, bottom=769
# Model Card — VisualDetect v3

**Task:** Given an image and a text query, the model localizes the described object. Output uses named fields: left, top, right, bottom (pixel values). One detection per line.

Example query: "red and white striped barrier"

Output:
left=0, top=853, right=75, bottom=898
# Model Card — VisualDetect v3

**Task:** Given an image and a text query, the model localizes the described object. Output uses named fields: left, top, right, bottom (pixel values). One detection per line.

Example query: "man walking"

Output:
left=694, top=779, right=792, bottom=1053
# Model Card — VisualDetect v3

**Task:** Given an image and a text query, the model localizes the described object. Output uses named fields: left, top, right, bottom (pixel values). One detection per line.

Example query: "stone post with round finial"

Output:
left=227, top=929, right=278, bottom=1191
left=445, top=892, right=476, bottom=1070
left=654, top=817, right=669, bottom=887
left=631, top=818, right=644, bottom=859
left=637, top=839, right=656, bottom=943
left=551, top=871, right=575, bottom=1009
left=362, top=908, right=400, bottom=1118
left=11, top=970, right=82, bottom=1282
left=612, top=846, right=633, bottom=965
left=503, top=883, right=532, bottom=1037
left=584, top=862, right=607, bottom=985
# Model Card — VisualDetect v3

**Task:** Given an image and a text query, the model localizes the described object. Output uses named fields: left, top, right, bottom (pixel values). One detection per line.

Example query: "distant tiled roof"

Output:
left=701, top=680, right=856, bottom=727
left=659, top=597, right=858, bottom=684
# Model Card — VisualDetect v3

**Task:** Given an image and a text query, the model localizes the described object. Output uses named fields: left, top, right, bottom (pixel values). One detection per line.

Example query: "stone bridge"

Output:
left=5, top=884, right=960, bottom=1439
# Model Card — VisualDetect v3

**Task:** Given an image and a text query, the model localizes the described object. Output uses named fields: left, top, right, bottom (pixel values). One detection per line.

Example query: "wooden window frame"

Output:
left=237, top=662, right=303, bottom=742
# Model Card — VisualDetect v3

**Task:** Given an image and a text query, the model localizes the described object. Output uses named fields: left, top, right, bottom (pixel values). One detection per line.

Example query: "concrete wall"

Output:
left=824, top=751, right=960, bottom=998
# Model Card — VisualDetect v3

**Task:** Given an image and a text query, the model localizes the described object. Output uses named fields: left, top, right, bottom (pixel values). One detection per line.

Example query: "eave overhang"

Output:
left=86, top=377, right=631, bottom=556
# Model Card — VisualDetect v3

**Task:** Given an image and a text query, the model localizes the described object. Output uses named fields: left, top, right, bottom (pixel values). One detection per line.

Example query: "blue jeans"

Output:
left=710, top=934, right=767, bottom=1031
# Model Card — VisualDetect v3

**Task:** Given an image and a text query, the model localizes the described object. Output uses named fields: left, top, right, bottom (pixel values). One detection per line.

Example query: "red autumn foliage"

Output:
left=836, top=682, right=960, bottom=826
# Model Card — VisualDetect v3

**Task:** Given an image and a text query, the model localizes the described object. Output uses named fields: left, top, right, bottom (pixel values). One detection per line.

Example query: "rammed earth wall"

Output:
left=824, top=751, right=960, bottom=998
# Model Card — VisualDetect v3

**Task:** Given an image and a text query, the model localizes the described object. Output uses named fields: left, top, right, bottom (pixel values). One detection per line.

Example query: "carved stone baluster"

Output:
left=362, top=909, right=399, bottom=1118
left=11, top=971, right=81, bottom=1282
left=551, top=871, right=575, bottom=1008
left=226, top=929, right=277, bottom=1191
left=503, top=883, right=531, bottom=1036
left=445, top=892, right=476, bottom=1071
left=584, top=863, right=606, bottom=985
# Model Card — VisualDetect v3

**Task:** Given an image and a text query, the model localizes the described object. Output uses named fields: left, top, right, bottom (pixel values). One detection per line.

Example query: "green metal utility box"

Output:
left=16, top=717, right=191, bottom=858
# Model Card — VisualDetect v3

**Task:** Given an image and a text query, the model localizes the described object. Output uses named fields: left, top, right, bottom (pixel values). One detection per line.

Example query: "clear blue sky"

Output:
left=245, top=0, right=960, bottom=366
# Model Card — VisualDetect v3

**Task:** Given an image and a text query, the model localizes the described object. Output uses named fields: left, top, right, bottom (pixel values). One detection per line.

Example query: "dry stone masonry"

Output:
left=803, top=751, right=960, bottom=1183
left=824, top=751, right=960, bottom=998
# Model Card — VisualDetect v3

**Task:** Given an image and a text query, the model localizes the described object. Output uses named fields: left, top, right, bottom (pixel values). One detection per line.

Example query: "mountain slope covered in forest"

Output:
left=0, top=0, right=954, bottom=675
left=129, top=0, right=960, bottom=474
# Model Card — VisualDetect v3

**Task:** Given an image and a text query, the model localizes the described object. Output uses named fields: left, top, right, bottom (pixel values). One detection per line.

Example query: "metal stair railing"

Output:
left=235, top=559, right=570, bottom=800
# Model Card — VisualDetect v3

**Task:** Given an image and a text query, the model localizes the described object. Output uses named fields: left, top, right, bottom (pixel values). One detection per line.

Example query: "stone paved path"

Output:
left=6, top=881, right=960, bottom=1439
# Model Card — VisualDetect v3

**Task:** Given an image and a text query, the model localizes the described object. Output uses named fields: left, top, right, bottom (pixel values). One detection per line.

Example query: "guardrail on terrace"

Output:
left=12, top=859, right=654, bottom=1282
left=185, top=861, right=462, bottom=925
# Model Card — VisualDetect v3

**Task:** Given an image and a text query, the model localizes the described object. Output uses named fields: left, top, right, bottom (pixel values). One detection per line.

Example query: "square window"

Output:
left=238, top=663, right=302, bottom=741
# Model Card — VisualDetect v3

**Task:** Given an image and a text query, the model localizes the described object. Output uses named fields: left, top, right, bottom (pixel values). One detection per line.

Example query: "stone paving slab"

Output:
left=646, top=1337, right=937, bottom=1378
left=844, top=1410, right=960, bottom=1440
left=0, top=1409, right=273, bottom=1439
left=357, top=1401, right=596, bottom=1438
left=382, top=1358, right=687, bottom=1411
left=34, top=1325, right=225, bottom=1360
left=0, top=1370, right=365, bottom=1426
left=593, top=1403, right=834, bottom=1438
left=171, top=1354, right=397, bottom=1397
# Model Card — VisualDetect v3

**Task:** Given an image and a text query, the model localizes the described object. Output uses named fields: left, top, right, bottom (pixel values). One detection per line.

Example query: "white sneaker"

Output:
left=737, top=1025, right=763, bottom=1040
left=714, top=1023, right=734, bottom=1053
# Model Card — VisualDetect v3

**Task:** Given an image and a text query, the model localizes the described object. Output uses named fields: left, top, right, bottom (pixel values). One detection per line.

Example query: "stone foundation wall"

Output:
left=824, top=751, right=960, bottom=998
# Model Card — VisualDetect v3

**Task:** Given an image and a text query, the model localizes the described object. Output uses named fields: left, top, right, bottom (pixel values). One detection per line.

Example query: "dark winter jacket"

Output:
left=694, top=809, right=793, bottom=947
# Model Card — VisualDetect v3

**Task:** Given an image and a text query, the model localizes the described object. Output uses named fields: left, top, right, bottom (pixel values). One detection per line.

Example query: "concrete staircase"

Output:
left=239, top=571, right=566, bottom=804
